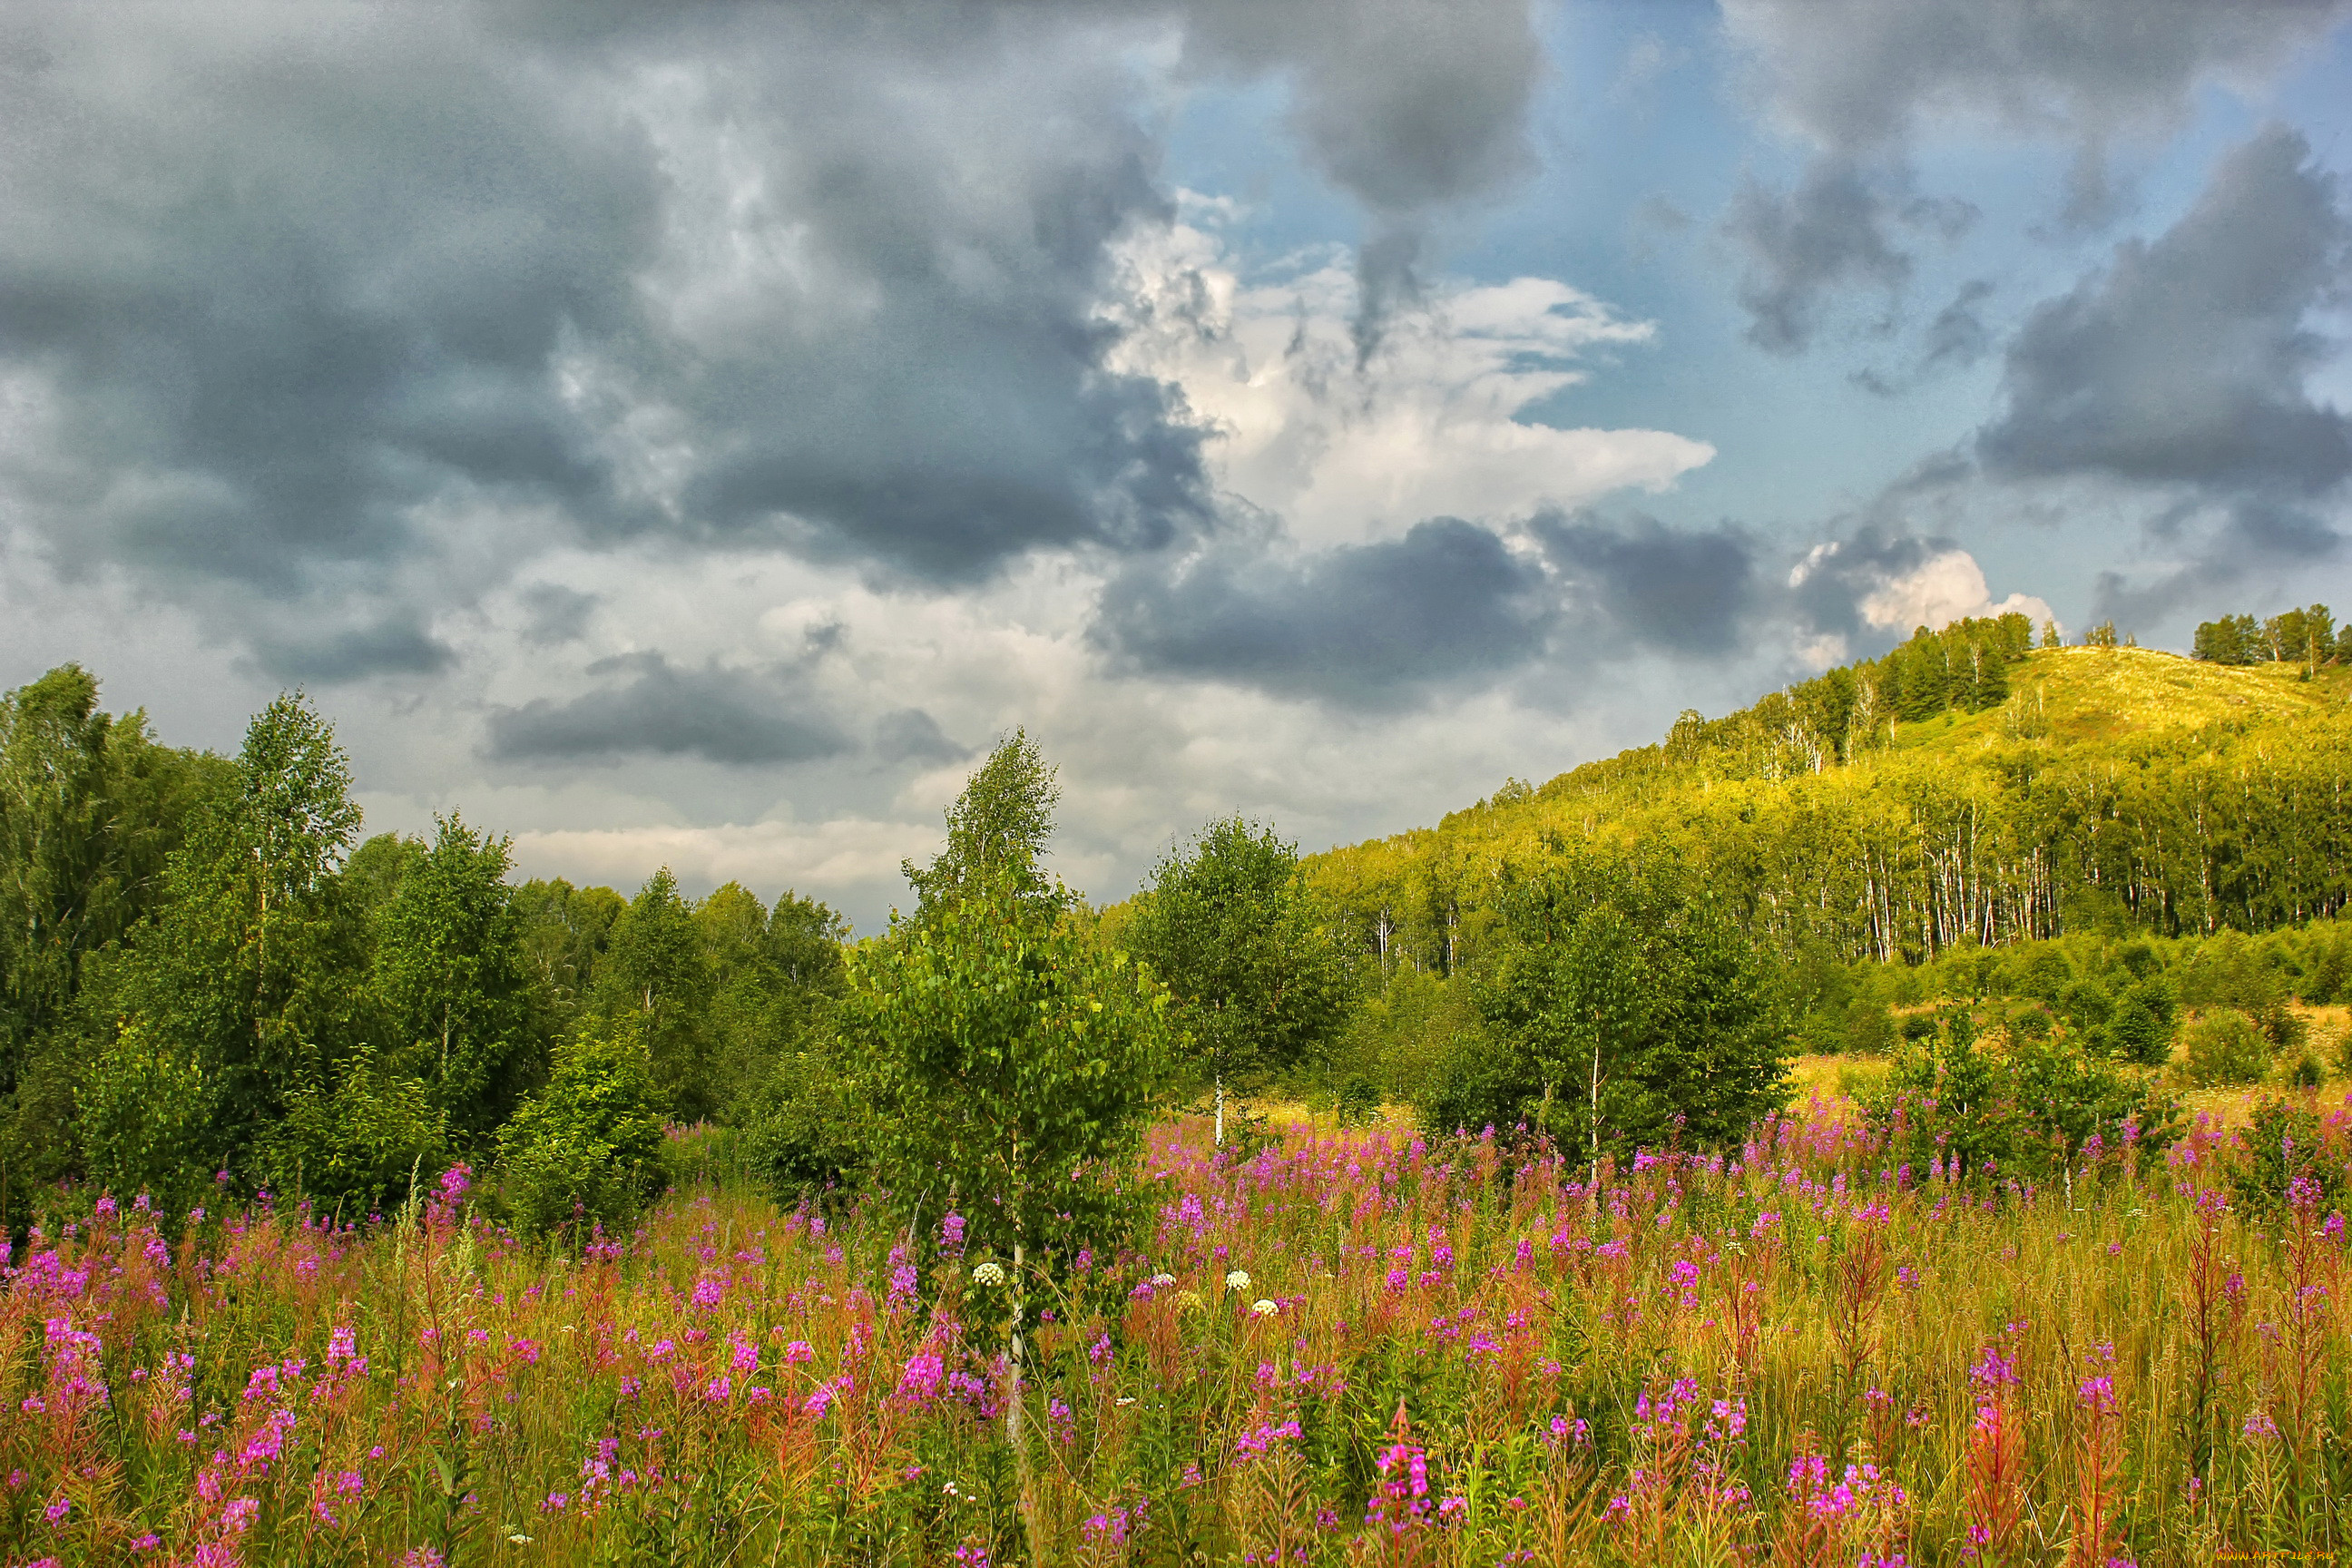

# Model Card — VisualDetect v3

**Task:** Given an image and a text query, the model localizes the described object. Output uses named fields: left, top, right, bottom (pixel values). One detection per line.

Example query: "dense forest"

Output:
left=5, top=604, right=2349, bottom=1233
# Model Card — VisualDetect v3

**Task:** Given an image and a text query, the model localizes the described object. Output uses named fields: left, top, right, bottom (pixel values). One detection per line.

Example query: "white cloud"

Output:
left=1105, top=216, right=1714, bottom=546
left=1860, top=548, right=2054, bottom=633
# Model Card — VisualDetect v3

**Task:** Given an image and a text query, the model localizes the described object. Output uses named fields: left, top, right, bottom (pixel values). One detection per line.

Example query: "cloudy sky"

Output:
left=5, top=0, right=2351, bottom=928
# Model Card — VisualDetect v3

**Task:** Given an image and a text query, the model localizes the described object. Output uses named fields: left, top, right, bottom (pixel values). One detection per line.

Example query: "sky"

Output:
left=5, top=0, right=2352, bottom=931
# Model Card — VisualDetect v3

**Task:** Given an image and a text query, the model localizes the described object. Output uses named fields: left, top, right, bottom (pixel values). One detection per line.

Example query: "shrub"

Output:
left=2182, top=1010, right=2270, bottom=1087
left=2229, top=1095, right=2345, bottom=1215
left=255, top=1043, right=449, bottom=1215
left=2004, top=1002, right=2054, bottom=1043
left=2101, top=980, right=2177, bottom=1065
left=1335, top=1073, right=1383, bottom=1126
left=1871, top=1031, right=2180, bottom=1181
left=738, top=1038, right=871, bottom=1201
left=82, top=1018, right=215, bottom=1222
left=1844, top=997, right=1896, bottom=1056
left=1446, top=851, right=1788, bottom=1157
left=496, top=1014, right=666, bottom=1240
left=2057, top=977, right=2114, bottom=1030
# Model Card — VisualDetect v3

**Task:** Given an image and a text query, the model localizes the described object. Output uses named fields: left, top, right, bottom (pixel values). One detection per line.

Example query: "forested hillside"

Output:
left=1306, top=631, right=2352, bottom=976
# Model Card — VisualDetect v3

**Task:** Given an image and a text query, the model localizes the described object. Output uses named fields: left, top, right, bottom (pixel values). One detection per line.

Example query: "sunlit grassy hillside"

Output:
left=1300, top=646, right=2352, bottom=969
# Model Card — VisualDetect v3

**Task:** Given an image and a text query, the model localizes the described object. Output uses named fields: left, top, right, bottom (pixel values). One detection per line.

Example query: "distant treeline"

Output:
left=2191, top=603, right=2347, bottom=669
left=1307, top=635, right=2352, bottom=978
left=0, top=663, right=847, bottom=1231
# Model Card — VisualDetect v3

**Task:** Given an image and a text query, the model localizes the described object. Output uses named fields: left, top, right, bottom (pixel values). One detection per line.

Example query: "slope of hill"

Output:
left=1303, top=646, right=2352, bottom=971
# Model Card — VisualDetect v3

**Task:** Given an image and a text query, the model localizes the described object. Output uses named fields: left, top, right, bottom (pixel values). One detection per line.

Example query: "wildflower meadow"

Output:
left=6, top=1094, right=2350, bottom=1567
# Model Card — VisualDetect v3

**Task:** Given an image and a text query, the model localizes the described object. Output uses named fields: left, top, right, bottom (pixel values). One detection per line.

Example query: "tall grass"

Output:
left=5, top=1092, right=2349, bottom=1565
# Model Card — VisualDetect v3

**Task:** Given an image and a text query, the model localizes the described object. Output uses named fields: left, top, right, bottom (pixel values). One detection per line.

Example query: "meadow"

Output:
left=7, top=1086, right=2350, bottom=1568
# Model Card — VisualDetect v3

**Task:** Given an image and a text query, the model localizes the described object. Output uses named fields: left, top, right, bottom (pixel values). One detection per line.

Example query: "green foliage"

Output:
left=2182, top=1009, right=2271, bottom=1087
left=372, top=814, right=540, bottom=1144
left=1435, top=850, right=1788, bottom=1154
left=497, top=1013, right=667, bottom=1240
left=697, top=881, right=849, bottom=1121
left=103, top=691, right=373, bottom=1190
left=1125, top=815, right=1349, bottom=1121
left=2228, top=1095, right=2345, bottom=1215
left=594, top=867, right=716, bottom=1120
left=253, top=1043, right=447, bottom=1214
left=511, top=876, right=624, bottom=1025
left=850, top=880, right=1173, bottom=1275
left=0, top=665, right=224, bottom=1219
left=81, top=1018, right=215, bottom=1220
left=737, top=1030, right=871, bottom=1201
left=1328, top=964, right=1482, bottom=1107
left=1306, top=646, right=2352, bottom=975
left=1843, top=995, right=1896, bottom=1055
left=2101, top=986, right=2176, bottom=1065
left=1874, top=1028, right=2180, bottom=1181
left=901, top=728, right=1063, bottom=925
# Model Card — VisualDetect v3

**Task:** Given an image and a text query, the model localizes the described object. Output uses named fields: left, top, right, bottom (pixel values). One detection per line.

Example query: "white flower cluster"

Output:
left=1250, top=1298, right=1279, bottom=1318
left=1224, top=1269, right=1250, bottom=1290
left=970, top=1261, right=1007, bottom=1287
left=1149, top=1272, right=1177, bottom=1288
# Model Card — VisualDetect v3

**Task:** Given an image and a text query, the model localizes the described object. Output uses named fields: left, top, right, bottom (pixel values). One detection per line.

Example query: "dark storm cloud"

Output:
left=1853, top=279, right=1995, bottom=397
left=0, top=7, right=660, bottom=604
left=250, top=618, right=457, bottom=683
left=1725, top=159, right=1916, bottom=356
left=1531, top=513, right=1759, bottom=657
left=0, top=0, right=1556, bottom=683
left=485, top=653, right=850, bottom=767
left=1167, top=0, right=1539, bottom=215
left=1720, top=0, right=2344, bottom=353
left=873, top=708, right=973, bottom=767
left=1977, top=127, right=2352, bottom=496
left=517, top=585, right=601, bottom=650
left=1093, top=519, right=1551, bottom=706
left=1095, top=512, right=1765, bottom=706
left=1726, top=0, right=2347, bottom=154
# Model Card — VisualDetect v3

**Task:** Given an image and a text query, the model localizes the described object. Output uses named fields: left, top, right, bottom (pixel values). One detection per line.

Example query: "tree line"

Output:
left=1, top=664, right=1797, bottom=1250
left=2192, top=603, right=2346, bottom=671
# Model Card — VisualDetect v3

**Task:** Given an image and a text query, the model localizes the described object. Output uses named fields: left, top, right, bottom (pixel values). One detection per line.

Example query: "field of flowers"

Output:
left=5, top=1092, right=2350, bottom=1567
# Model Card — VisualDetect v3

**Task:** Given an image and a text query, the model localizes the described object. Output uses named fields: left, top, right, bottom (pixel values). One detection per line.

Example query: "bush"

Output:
left=1440, top=851, right=1788, bottom=1155
left=2101, top=981, right=2177, bottom=1065
left=2182, top=1010, right=2270, bottom=1087
left=82, top=1019, right=218, bottom=1222
left=738, top=1040, right=871, bottom=1201
left=256, top=1044, right=449, bottom=1216
left=1844, top=997, right=1896, bottom=1056
left=1870, top=1031, right=2180, bottom=1182
left=1335, top=1073, right=1383, bottom=1126
left=496, top=1014, right=666, bottom=1240
left=2229, top=1096, right=2345, bottom=1215
left=2057, top=977, right=2114, bottom=1030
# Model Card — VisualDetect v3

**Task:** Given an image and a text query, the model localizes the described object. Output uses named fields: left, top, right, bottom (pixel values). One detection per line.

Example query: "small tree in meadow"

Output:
left=497, top=1013, right=666, bottom=1240
left=1125, top=814, right=1349, bottom=1143
left=1436, top=848, right=1788, bottom=1160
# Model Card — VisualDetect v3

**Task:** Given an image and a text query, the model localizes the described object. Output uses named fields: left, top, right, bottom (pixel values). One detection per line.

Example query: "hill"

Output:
left=1302, top=642, right=2352, bottom=973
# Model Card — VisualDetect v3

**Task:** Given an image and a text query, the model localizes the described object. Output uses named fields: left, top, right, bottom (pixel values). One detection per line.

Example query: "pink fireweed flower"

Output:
left=1234, top=1418, right=1303, bottom=1456
left=897, top=1348, right=946, bottom=1406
